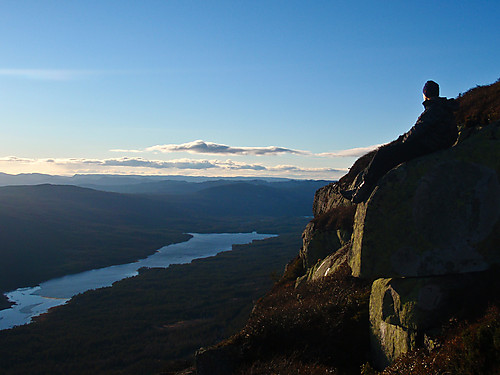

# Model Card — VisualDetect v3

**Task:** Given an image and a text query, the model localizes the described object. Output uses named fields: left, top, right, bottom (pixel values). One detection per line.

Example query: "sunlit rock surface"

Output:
left=300, top=221, right=342, bottom=270
left=194, top=83, right=500, bottom=373
left=369, top=271, right=498, bottom=369
left=350, top=123, right=500, bottom=278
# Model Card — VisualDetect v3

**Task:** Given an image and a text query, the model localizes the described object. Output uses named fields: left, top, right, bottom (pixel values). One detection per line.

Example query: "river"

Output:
left=0, top=232, right=276, bottom=330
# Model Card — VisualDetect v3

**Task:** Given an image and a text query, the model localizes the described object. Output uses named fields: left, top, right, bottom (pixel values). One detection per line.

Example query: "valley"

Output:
left=0, top=177, right=317, bottom=374
left=0, top=178, right=327, bottom=293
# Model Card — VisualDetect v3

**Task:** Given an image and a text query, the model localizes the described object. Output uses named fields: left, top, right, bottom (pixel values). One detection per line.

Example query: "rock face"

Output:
left=350, top=123, right=500, bottom=278
left=302, top=122, right=500, bottom=369
left=369, top=271, right=497, bottom=368
left=297, top=186, right=356, bottom=283
left=300, top=221, right=342, bottom=270
left=194, top=82, right=500, bottom=373
left=309, top=243, right=350, bottom=280
left=297, top=156, right=365, bottom=282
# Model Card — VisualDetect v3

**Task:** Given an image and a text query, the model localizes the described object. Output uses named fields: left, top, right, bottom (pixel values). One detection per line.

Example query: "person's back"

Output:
left=403, top=96, right=458, bottom=151
left=342, top=80, right=458, bottom=203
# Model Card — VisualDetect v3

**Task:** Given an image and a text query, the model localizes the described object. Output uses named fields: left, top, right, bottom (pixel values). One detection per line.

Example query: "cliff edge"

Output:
left=195, top=79, right=500, bottom=374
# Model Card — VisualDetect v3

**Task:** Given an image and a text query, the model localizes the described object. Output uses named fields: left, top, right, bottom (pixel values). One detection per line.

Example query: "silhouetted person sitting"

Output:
left=342, top=80, right=458, bottom=203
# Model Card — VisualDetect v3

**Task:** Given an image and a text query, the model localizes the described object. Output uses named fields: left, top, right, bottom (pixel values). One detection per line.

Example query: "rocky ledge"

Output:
left=195, top=80, right=500, bottom=374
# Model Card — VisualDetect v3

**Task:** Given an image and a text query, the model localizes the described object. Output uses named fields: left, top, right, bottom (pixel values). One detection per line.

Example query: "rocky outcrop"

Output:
left=300, top=120, right=499, bottom=369
left=300, top=221, right=342, bottom=270
left=350, top=122, right=500, bottom=278
left=194, top=81, right=500, bottom=373
left=369, top=270, right=498, bottom=368
left=312, top=150, right=376, bottom=217
left=309, top=243, right=350, bottom=281
left=298, top=160, right=363, bottom=282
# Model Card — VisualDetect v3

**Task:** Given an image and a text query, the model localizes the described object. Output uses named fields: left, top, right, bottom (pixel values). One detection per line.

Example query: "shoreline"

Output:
left=0, top=232, right=275, bottom=330
left=0, top=294, right=13, bottom=311
left=0, top=231, right=192, bottom=299
left=0, top=231, right=302, bottom=374
left=0, top=234, right=193, bottom=316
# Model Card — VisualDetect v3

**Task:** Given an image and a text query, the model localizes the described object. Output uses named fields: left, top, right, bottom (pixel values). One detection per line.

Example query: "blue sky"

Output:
left=1, top=1, right=499, bottom=179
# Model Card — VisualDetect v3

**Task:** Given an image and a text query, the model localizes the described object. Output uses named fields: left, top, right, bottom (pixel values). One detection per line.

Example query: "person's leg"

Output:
left=352, top=141, right=424, bottom=203
left=362, top=142, right=409, bottom=185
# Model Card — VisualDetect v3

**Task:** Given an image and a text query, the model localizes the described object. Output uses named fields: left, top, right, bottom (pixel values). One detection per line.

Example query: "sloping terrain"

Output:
left=0, top=179, right=324, bottom=293
left=195, top=79, right=500, bottom=374
left=0, top=184, right=190, bottom=291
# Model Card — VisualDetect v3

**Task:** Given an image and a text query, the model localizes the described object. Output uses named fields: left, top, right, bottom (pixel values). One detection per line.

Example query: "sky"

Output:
left=1, top=1, right=499, bottom=180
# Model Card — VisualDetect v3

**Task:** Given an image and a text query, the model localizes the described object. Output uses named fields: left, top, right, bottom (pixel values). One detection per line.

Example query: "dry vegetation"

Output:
left=215, top=265, right=371, bottom=374
left=208, top=79, right=500, bottom=375
left=0, top=233, right=305, bottom=375
left=312, top=204, right=357, bottom=232
left=374, top=306, right=500, bottom=375
left=455, top=78, right=500, bottom=129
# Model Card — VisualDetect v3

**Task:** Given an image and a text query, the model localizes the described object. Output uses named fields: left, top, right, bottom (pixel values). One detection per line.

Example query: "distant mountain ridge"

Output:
left=0, top=179, right=327, bottom=293
left=0, top=172, right=297, bottom=188
left=0, top=184, right=188, bottom=292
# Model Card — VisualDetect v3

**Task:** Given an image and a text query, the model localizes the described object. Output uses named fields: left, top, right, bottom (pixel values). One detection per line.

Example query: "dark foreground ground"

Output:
left=0, top=229, right=303, bottom=375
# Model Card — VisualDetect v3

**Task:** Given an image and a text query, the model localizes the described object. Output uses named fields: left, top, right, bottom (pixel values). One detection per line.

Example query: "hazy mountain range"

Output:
left=0, top=176, right=330, bottom=292
left=0, top=172, right=292, bottom=188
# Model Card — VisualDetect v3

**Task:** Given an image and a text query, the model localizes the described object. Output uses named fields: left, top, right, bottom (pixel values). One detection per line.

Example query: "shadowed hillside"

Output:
left=455, top=78, right=500, bottom=128
left=0, top=232, right=304, bottom=375
left=0, top=184, right=189, bottom=292
left=0, top=180, right=326, bottom=293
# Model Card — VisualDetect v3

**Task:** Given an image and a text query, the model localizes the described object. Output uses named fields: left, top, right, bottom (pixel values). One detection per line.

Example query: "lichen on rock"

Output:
left=350, top=122, right=500, bottom=279
left=369, top=269, right=500, bottom=370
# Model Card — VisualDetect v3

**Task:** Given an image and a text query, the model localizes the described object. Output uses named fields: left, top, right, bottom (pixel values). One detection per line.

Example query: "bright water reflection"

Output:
left=0, top=232, right=275, bottom=330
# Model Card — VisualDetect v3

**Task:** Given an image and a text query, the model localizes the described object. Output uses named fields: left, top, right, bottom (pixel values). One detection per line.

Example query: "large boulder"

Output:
left=369, top=270, right=498, bottom=369
left=313, top=151, right=375, bottom=217
left=349, top=123, right=500, bottom=278
left=310, top=243, right=350, bottom=280
left=299, top=185, right=356, bottom=280
left=300, top=221, right=342, bottom=270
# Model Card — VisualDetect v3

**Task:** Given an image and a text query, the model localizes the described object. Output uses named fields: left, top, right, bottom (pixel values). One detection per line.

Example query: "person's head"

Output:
left=423, top=80, right=439, bottom=100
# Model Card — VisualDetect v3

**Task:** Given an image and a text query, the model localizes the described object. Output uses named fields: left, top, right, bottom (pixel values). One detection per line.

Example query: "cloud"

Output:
left=1, top=156, right=246, bottom=171
left=108, top=149, right=143, bottom=153
left=317, top=144, right=382, bottom=158
left=111, top=140, right=381, bottom=160
left=215, top=159, right=268, bottom=171
left=57, top=157, right=218, bottom=170
left=0, top=155, right=347, bottom=179
left=268, top=165, right=347, bottom=173
left=0, top=69, right=100, bottom=81
left=100, top=157, right=218, bottom=170
left=0, top=156, right=34, bottom=163
left=144, top=140, right=309, bottom=156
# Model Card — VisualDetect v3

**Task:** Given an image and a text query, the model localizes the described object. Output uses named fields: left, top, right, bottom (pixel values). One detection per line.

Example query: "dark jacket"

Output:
left=402, top=97, right=458, bottom=151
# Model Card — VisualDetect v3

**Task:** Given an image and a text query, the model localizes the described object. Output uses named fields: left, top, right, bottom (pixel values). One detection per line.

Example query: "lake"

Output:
left=0, top=232, right=276, bottom=330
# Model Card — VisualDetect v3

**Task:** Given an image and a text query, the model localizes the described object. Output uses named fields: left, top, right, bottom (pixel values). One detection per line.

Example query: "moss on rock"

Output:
left=350, top=123, right=500, bottom=278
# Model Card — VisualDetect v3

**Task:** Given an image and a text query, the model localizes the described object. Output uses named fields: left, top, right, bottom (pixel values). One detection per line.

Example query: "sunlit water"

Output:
left=0, top=232, right=276, bottom=330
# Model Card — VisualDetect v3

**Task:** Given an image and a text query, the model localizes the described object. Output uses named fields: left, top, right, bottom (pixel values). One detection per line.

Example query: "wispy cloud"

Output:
left=108, top=149, right=143, bottom=153
left=317, top=144, right=382, bottom=158
left=111, top=140, right=381, bottom=159
left=1, top=142, right=372, bottom=179
left=0, top=69, right=101, bottom=81
left=96, top=157, right=218, bottom=170
left=143, top=140, right=310, bottom=156
left=0, top=156, right=347, bottom=179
